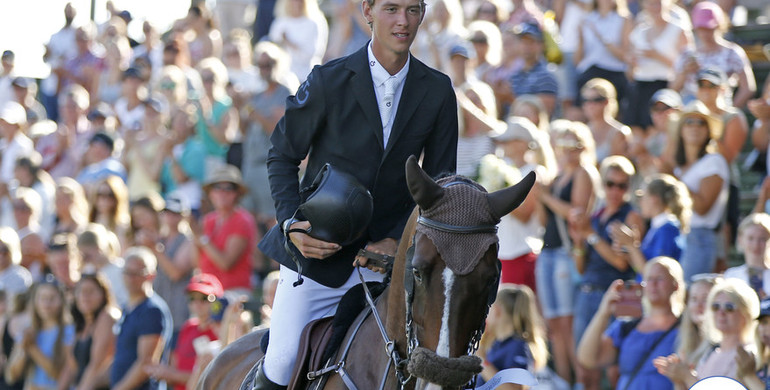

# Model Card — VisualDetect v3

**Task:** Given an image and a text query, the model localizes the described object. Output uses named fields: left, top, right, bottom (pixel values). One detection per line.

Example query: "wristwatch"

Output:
left=586, top=233, right=600, bottom=246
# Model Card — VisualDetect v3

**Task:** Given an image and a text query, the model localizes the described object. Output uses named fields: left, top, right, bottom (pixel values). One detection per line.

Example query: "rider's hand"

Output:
left=354, top=238, right=398, bottom=274
left=288, top=220, right=341, bottom=259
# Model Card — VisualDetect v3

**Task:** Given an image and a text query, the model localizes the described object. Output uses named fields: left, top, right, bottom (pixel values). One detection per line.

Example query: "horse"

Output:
left=197, top=155, right=536, bottom=390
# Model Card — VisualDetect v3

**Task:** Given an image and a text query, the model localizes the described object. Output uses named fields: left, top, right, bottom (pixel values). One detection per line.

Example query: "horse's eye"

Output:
left=412, top=268, right=423, bottom=284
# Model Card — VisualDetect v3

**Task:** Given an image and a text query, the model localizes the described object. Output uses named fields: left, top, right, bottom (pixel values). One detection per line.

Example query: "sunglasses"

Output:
left=711, top=302, right=737, bottom=313
left=97, top=191, right=115, bottom=198
left=555, top=139, right=584, bottom=150
left=697, top=81, right=719, bottom=89
left=583, top=96, right=608, bottom=104
left=605, top=180, right=629, bottom=190
left=650, top=104, right=672, bottom=113
left=159, top=81, right=177, bottom=90
left=211, top=183, right=238, bottom=192
left=683, top=118, right=707, bottom=127
left=188, top=294, right=213, bottom=303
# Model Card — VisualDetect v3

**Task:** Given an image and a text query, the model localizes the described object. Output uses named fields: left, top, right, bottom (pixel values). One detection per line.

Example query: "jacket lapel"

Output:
left=384, top=56, right=428, bottom=157
left=346, top=46, right=385, bottom=149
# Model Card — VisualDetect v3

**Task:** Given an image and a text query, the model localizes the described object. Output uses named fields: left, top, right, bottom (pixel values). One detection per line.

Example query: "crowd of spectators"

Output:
left=0, top=0, right=768, bottom=388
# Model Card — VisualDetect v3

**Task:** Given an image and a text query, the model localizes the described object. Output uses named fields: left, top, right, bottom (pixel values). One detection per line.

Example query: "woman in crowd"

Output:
left=670, top=1, right=755, bottom=107
left=68, top=273, right=119, bottom=390
left=477, top=284, right=551, bottom=387
left=724, top=214, right=770, bottom=299
left=536, top=119, right=599, bottom=384
left=268, top=0, right=328, bottom=82
left=96, top=34, right=132, bottom=106
left=578, top=257, right=685, bottom=390
left=185, top=4, right=222, bottom=67
left=581, top=78, right=632, bottom=163
left=45, top=233, right=82, bottom=291
left=144, top=273, right=222, bottom=390
left=5, top=281, right=76, bottom=388
left=76, top=225, right=128, bottom=307
left=574, top=0, right=633, bottom=109
left=52, top=177, right=89, bottom=238
left=123, top=95, right=169, bottom=201
left=0, top=227, right=33, bottom=303
left=467, top=21, right=502, bottom=83
left=611, top=174, right=691, bottom=272
left=673, top=101, right=729, bottom=282
left=735, top=298, right=770, bottom=389
left=161, top=105, right=206, bottom=215
left=625, top=0, right=691, bottom=133
left=570, top=156, right=642, bottom=390
left=655, top=279, right=760, bottom=387
left=489, top=117, right=550, bottom=291
left=12, top=187, right=47, bottom=280
left=472, top=0, right=508, bottom=25
left=14, top=154, right=56, bottom=242
left=88, top=175, right=130, bottom=251
left=486, top=26, right=523, bottom=119
left=129, top=195, right=163, bottom=250
left=194, top=57, right=237, bottom=173
left=676, top=274, right=723, bottom=367
left=156, top=65, right=190, bottom=122
left=510, top=95, right=558, bottom=180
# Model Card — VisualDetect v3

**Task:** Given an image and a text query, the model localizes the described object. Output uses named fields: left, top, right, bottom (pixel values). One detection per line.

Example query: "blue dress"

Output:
left=641, top=214, right=683, bottom=262
left=476, top=336, right=529, bottom=386
left=606, top=319, right=678, bottom=390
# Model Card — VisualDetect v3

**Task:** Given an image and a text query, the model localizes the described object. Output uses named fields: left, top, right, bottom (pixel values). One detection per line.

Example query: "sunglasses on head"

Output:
left=711, top=302, right=737, bottom=313
left=605, top=180, right=629, bottom=190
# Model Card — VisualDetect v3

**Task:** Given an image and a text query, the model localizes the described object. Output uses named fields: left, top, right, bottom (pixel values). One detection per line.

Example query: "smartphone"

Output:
left=614, top=281, right=643, bottom=318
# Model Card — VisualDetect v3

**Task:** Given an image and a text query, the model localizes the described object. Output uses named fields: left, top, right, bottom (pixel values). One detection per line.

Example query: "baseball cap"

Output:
left=513, top=22, right=543, bottom=41
left=0, top=102, right=27, bottom=126
left=649, top=88, right=682, bottom=110
left=759, top=298, right=770, bottom=319
left=89, top=132, right=115, bottom=151
left=122, top=66, right=143, bottom=80
left=697, top=67, right=727, bottom=86
left=163, top=193, right=190, bottom=215
left=87, top=102, right=115, bottom=121
left=692, top=1, right=724, bottom=30
left=187, top=273, right=224, bottom=298
left=143, top=94, right=169, bottom=116
left=449, top=43, right=474, bottom=59
left=11, top=77, right=30, bottom=89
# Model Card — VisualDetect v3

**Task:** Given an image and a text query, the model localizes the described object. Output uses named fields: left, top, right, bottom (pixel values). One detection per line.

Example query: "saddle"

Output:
left=288, top=316, right=336, bottom=389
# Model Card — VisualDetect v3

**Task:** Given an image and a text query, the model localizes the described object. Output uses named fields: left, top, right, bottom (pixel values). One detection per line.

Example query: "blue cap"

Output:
left=449, top=43, right=475, bottom=59
left=513, top=22, right=543, bottom=41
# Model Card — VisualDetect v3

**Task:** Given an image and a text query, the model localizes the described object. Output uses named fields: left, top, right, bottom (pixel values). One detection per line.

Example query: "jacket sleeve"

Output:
left=266, top=69, right=327, bottom=223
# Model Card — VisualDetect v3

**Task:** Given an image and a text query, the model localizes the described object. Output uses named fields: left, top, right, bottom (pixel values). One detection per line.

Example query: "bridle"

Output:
left=313, top=180, right=501, bottom=390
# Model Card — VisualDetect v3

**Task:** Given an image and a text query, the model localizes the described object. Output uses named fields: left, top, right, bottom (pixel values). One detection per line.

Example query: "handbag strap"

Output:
left=621, top=318, right=681, bottom=390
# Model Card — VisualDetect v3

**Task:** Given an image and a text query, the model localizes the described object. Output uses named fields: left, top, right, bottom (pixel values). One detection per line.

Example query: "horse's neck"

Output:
left=383, top=208, right=420, bottom=355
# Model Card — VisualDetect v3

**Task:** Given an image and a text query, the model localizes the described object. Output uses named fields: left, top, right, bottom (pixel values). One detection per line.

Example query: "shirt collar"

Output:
left=650, top=212, right=678, bottom=229
left=367, top=42, right=410, bottom=87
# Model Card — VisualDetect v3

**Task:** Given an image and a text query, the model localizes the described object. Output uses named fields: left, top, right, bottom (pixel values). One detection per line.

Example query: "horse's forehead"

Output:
left=417, top=180, right=499, bottom=275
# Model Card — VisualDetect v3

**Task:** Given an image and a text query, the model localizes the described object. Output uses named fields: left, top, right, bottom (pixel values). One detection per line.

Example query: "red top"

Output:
left=199, top=208, right=256, bottom=291
left=173, top=318, right=218, bottom=390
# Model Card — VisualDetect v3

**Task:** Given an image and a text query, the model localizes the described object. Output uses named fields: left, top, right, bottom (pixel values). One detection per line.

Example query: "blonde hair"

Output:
left=157, top=65, right=188, bottom=105
left=737, top=213, right=770, bottom=254
left=494, top=284, right=549, bottom=370
left=0, top=227, right=22, bottom=265
left=700, top=279, right=760, bottom=347
left=13, top=186, right=42, bottom=224
left=551, top=119, right=598, bottom=168
left=677, top=276, right=723, bottom=363
left=254, top=40, right=299, bottom=92
left=274, top=0, right=325, bottom=20
left=28, top=282, right=71, bottom=379
left=512, top=95, right=549, bottom=133
left=645, top=174, right=692, bottom=233
left=582, top=78, right=619, bottom=118
left=197, top=57, right=229, bottom=101
left=643, top=257, right=686, bottom=317
left=124, top=246, right=158, bottom=274
left=600, top=155, right=635, bottom=178
left=56, top=177, right=89, bottom=229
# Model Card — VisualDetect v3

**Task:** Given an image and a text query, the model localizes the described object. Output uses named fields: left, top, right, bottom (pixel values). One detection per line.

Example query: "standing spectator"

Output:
left=144, top=273, right=222, bottom=390
left=185, top=4, right=223, bottom=68
left=40, top=2, right=78, bottom=122
left=581, top=78, right=632, bottom=163
left=150, top=194, right=196, bottom=336
left=5, top=281, right=76, bottom=388
left=536, top=120, right=600, bottom=385
left=110, top=247, right=172, bottom=390
left=77, top=225, right=128, bottom=307
left=674, top=102, right=729, bottom=282
left=76, top=132, right=127, bottom=189
left=487, top=26, right=523, bottom=118
left=57, top=23, right=104, bottom=97
left=670, top=1, right=755, bottom=108
left=160, top=106, right=206, bottom=214
left=123, top=96, right=169, bottom=201
left=676, top=274, right=723, bottom=366
left=129, top=195, right=164, bottom=251
left=724, top=214, right=770, bottom=299
left=11, top=77, right=47, bottom=125
left=0, top=102, right=33, bottom=193
left=0, top=228, right=33, bottom=303
left=132, top=22, right=165, bottom=86
left=508, top=22, right=558, bottom=116
left=634, top=88, right=682, bottom=176
left=51, top=178, right=89, bottom=238
left=467, top=21, right=502, bottom=83
left=155, top=65, right=190, bottom=120
left=222, top=30, right=262, bottom=95
left=574, top=0, right=633, bottom=110
left=36, top=85, right=93, bottom=179
left=95, top=35, right=132, bottom=106
left=268, top=0, right=328, bottom=82
left=46, top=233, right=82, bottom=291
left=570, top=156, right=642, bottom=390
left=12, top=187, right=47, bottom=281
left=625, top=0, right=691, bottom=133
left=193, top=58, right=237, bottom=174
left=69, top=273, right=120, bottom=390
left=16, top=155, right=57, bottom=245
left=88, top=176, right=131, bottom=251
left=113, top=67, right=147, bottom=134
left=191, top=165, right=255, bottom=295
left=611, top=174, right=691, bottom=271
left=241, top=42, right=295, bottom=234
left=579, top=257, right=685, bottom=390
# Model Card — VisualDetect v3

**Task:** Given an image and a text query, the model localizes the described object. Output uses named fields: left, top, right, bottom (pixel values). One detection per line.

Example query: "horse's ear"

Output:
left=487, top=171, right=536, bottom=219
left=405, top=155, right=444, bottom=210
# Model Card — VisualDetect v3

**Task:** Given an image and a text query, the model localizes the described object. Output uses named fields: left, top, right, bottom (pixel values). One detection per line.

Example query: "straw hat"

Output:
left=203, top=164, right=248, bottom=195
left=677, top=101, right=722, bottom=141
